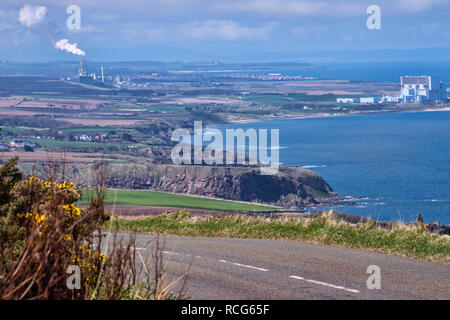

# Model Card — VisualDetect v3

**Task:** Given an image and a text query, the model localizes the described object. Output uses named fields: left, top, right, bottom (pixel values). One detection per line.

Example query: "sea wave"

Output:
left=301, top=165, right=327, bottom=169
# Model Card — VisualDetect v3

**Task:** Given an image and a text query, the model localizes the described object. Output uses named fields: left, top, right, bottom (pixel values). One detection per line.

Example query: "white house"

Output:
left=337, top=98, right=356, bottom=104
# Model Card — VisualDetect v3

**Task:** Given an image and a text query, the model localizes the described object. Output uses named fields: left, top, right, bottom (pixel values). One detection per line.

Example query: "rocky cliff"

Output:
left=106, top=164, right=336, bottom=208
left=22, top=162, right=336, bottom=208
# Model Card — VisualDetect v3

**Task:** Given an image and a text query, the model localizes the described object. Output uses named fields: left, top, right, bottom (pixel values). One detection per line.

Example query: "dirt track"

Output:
left=103, top=205, right=231, bottom=220
left=0, top=152, right=113, bottom=163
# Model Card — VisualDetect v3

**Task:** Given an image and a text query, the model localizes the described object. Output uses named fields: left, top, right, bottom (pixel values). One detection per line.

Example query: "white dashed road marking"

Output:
left=162, top=250, right=179, bottom=255
left=219, top=259, right=268, bottom=272
left=128, top=244, right=359, bottom=294
left=289, top=275, right=360, bottom=293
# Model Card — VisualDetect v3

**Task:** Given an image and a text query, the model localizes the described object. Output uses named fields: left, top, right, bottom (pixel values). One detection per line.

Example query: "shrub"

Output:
left=0, top=157, right=23, bottom=216
left=0, top=159, right=189, bottom=300
left=0, top=169, right=110, bottom=299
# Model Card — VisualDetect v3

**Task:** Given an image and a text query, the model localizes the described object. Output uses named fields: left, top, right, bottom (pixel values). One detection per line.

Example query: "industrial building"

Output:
left=337, top=98, right=358, bottom=104
left=78, top=57, right=93, bottom=84
left=78, top=57, right=106, bottom=85
left=400, top=76, right=444, bottom=103
left=337, top=75, right=449, bottom=104
left=360, top=97, right=381, bottom=104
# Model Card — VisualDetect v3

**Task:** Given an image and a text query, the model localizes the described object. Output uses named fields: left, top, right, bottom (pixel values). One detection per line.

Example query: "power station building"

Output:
left=337, top=75, right=449, bottom=104
left=78, top=57, right=94, bottom=84
left=399, top=76, right=444, bottom=103
left=77, top=57, right=106, bottom=85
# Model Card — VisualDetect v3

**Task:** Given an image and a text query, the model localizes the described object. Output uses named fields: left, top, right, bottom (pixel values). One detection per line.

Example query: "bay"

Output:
left=216, top=111, right=450, bottom=224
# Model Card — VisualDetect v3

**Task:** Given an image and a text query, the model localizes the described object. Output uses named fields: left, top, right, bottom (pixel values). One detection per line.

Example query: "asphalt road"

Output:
left=106, top=233, right=450, bottom=300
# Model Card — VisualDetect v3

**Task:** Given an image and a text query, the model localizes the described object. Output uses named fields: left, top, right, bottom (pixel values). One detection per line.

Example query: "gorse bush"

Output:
left=0, top=157, right=23, bottom=215
left=0, top=158, right=189, bottom=300
left=0, top=158, right=110, bottom=299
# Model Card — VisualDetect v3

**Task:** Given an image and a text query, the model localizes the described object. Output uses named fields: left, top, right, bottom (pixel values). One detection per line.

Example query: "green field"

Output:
left=79, top=189, right=277, bottom=212
left=243, top=93, right=342, bottom=105
left=60, top=126, right=131, bottom=133
left=23, top=138, right=131, bottom=150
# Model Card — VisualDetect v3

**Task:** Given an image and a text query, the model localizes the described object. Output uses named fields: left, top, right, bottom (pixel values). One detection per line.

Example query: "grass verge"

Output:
left=106, top=210, right=450, bottom=264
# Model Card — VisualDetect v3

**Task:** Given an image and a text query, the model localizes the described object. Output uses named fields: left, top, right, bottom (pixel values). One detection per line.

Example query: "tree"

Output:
left=122, top=133, right=133, bottom=142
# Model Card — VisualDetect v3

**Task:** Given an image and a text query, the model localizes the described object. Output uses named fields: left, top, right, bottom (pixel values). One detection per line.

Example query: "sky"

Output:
left=1, top=0, right=450, bottom=62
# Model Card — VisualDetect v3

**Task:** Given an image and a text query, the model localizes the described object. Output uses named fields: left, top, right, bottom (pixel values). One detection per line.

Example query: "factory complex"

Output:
left=337, top=76, right=449, bottom=104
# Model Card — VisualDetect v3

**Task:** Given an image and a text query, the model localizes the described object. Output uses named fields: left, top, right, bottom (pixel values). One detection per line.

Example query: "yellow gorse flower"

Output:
left=27, top=176, right=76, bottom=191
left=17, top=210, right=47, bottom=225
left=63, top=204, right=82, bottom=217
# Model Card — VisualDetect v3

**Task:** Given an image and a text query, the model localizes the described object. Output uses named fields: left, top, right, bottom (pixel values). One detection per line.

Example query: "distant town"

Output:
left=73, top=57, right=315, bottom=90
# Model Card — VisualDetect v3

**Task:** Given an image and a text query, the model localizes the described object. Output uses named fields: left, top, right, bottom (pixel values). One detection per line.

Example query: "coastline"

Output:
left=224, top=106, right=450, bottom=126
left=210, top=107, right=450, bottom=225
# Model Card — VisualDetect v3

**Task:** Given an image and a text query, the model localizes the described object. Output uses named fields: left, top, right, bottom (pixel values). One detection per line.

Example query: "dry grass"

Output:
left=110, top=210, right=450, bottom=265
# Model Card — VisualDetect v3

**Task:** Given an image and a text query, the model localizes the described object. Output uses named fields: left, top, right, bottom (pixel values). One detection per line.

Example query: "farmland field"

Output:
left=78, top=189, right=277, bottom=212
left=0, top=151, right=115, bottom=163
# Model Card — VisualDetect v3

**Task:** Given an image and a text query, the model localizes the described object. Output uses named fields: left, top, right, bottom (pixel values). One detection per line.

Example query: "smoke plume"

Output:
left=54, top=39, right=86, bottom=56
left=17, top=5, right=86, bottom=57
left=18, top=5, right=47, bottom=27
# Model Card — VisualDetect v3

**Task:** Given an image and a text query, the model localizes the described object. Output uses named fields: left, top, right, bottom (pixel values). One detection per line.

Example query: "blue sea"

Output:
left=216, top=111, right=450, bottom=224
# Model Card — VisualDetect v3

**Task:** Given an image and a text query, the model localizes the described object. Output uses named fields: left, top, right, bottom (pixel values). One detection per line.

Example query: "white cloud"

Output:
left=18, top=5, right=47, bottom=27
left=88, top=12, right=120, bottom=22
left=214, top=0, right=365, bottom=17
left=70, top=25, right=104, bottom=33
left=0, top=10, right=13, bottom=31
left=187, top=20, right=276, bottom=40
left=392, top=0, right=443, bottom=13
left=0, top=22, right=13, bottom=32
left=121, top=28, right=166, bottom=41
left=292, top=25, right=329, bottom=38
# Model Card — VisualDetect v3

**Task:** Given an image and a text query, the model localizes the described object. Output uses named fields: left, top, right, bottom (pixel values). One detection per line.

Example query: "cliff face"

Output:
left=106, top=165, right=335, bottom=208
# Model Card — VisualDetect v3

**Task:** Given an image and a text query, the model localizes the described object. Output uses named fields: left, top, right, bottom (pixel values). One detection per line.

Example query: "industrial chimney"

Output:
left=79, top=56, right=87, bottom=76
